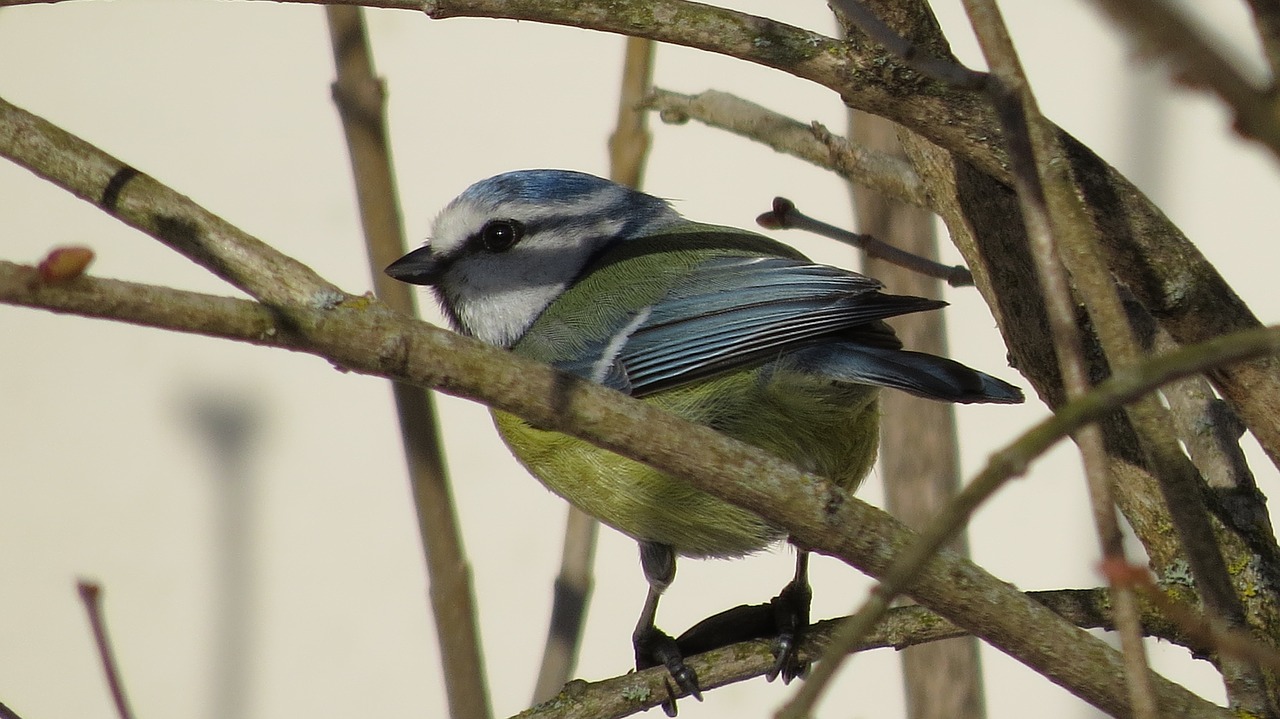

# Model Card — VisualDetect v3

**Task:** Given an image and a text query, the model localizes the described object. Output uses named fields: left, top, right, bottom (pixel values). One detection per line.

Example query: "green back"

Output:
left=511, top=223, right=806, bottom=366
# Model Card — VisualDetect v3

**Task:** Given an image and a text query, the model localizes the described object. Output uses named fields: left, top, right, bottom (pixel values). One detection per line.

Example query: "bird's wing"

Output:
left=555, top=255, right=944, bottom=397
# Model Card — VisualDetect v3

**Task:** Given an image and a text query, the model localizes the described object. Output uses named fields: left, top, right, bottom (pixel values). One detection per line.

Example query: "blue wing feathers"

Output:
left=791, top=345, right=1024, bottom=404
left=551, top=251, right=1022, bottom=404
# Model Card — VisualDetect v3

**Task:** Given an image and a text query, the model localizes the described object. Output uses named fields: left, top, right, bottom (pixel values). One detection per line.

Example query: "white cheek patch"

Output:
left=444, top=247, right=576, bottom=347
left=455, top=281, right=568, bottom=347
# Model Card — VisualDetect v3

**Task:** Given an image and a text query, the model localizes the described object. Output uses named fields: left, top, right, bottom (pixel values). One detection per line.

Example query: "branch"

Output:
left=77, top=581, right=136, bottom=719
left=520, top=587, right=1198, bottom=719
left=644, top=88, right=930, bottom=209
left=5, top=261, right=1266, bottom=717
left=0, top=100, right=342, bottom=308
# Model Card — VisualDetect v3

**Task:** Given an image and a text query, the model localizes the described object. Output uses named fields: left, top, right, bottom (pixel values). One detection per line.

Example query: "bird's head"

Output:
left=386, top=169, right=681, bottom=347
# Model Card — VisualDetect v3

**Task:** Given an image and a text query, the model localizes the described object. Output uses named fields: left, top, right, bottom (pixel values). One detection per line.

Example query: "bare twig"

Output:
left=533, top=507, right=600, bottom=704
left=77, top=581, right=136, bottom=719
left=0, top=106, right=341, bottom=308
left=644, top=88, right=929, bottom=209
left=608, top=38, right=655, bottom=188
left=758, top=197, right=972, bottom=286
left=956, top=1, right=1163, bottom=715
left=325, top=8, right=491, bottom=719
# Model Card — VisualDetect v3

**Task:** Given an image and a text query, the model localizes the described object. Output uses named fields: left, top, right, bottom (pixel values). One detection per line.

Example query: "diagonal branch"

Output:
left=0, top=101, right=342, bottom=309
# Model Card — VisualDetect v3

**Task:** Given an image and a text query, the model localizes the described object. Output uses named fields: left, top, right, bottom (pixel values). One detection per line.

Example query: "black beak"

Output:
left=385, top=245, right=443, bottom=286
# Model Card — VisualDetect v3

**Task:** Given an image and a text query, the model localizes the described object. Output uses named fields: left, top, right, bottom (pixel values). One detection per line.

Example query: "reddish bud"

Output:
left=37, top=246, right=94, bottom=283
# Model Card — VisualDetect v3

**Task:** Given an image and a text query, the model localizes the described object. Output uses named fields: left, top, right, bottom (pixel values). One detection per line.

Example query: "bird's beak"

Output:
left=385, top=245, right=443, bottom=286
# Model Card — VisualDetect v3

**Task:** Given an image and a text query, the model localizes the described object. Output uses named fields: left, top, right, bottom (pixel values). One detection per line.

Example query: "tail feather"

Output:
left=792, top=343, right=1024, bottom=405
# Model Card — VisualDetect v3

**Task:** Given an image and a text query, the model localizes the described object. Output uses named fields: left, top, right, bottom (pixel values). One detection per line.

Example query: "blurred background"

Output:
left=1, top=1, right=1277, bottom=717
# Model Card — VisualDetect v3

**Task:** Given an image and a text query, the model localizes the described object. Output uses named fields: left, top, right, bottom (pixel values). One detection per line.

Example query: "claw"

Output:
left=768, top=630, right=807, bottom=684
left=636, top=623, right=702, bottom=713
left=766, top=565, right=812, bottom=684
left=660, top=678, right=678, bottom=717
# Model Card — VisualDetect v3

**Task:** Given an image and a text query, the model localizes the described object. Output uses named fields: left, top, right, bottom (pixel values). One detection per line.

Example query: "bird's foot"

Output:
left=635, top=624, right=701, bottom=716
left=765, top=577, right=812, bottom=684
left=672, top=581, right=812, bottom=685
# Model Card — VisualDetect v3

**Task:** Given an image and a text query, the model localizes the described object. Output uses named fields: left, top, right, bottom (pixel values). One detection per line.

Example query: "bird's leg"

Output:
left=768, top=549, right=812, bottom=683
left=674, top=549, right=813, bottom=683
left=634, top=541, right=700, bottom=715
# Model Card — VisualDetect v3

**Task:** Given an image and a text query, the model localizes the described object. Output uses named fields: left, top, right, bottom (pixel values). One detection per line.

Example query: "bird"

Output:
left=386, top=169, right=1023, bottom=708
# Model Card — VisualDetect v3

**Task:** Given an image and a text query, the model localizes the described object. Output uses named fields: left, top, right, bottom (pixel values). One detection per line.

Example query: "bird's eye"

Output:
left=479, top=219, right=524, bottom=253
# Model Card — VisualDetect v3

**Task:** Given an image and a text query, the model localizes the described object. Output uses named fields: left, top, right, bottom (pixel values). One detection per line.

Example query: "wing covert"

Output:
left=557, top=255, right=944, bottom=397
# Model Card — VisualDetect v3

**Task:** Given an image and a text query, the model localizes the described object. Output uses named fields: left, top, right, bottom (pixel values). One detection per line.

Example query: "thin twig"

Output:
left=758, top=197, right=972, bottom=286
left=77, top=581, right=136, bottom=719
left=324, top=8, right=492, bottom=719
left=533, top=507, right=600, bottom=703
left=644, top=88, right=930, bottom=210
left=959, top=2, right=1163, bottom=715
left=608, top=38, right=655, bottom=187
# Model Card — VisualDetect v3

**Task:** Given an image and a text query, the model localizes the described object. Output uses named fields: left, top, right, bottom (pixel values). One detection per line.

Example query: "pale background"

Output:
left=1, top=1, right=1277, bottom=718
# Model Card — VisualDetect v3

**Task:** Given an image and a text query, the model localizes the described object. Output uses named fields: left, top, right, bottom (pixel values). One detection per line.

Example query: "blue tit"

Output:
left=386, top=169, right=1023, bottom=703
